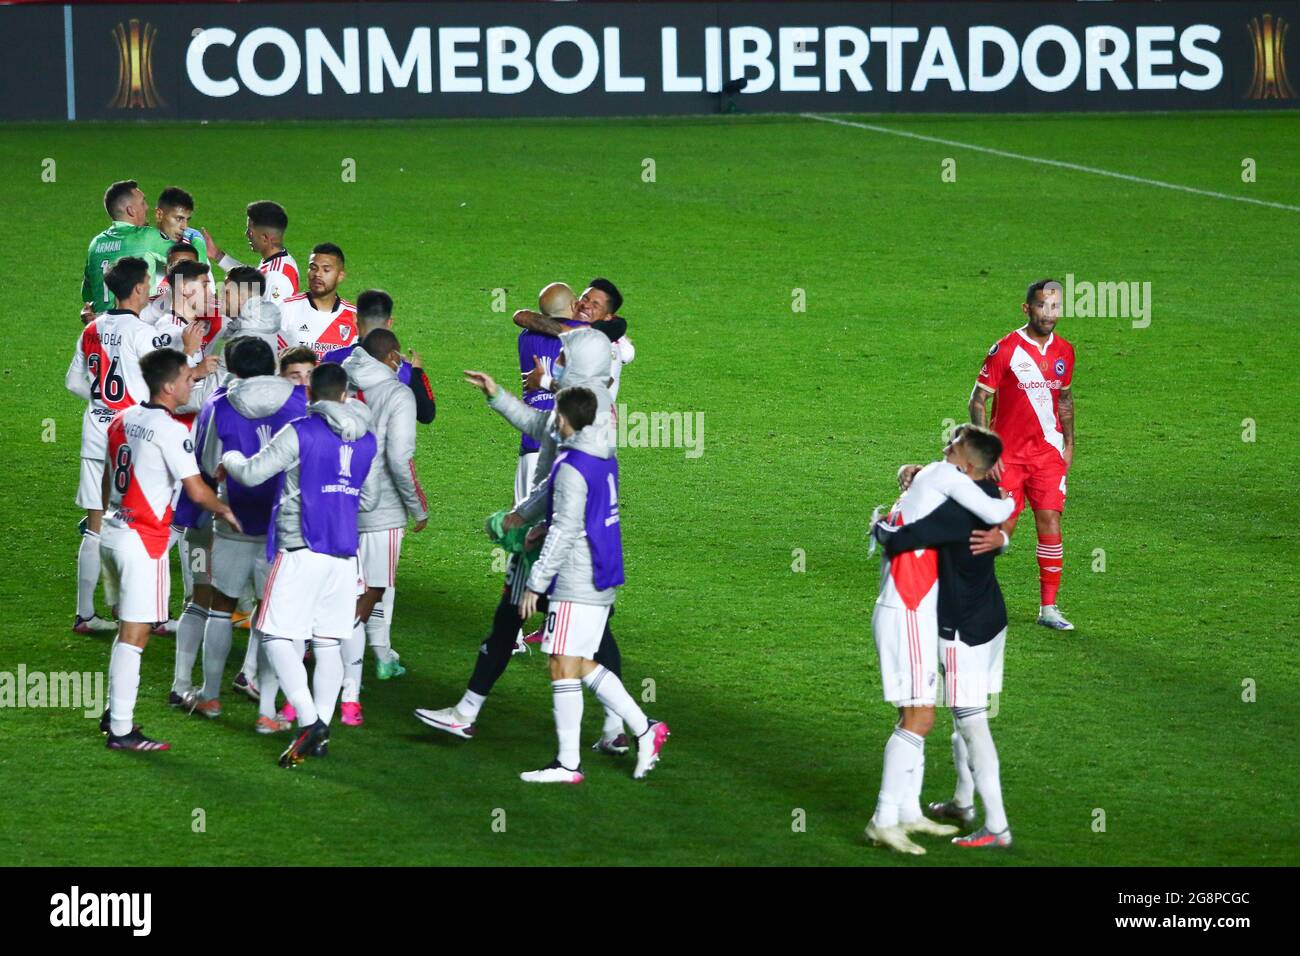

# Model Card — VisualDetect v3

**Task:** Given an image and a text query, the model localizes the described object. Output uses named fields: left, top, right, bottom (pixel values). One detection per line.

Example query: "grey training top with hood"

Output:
left=221, top=399, right=375, bottom=552
left=490, top=327, right=614, bottom=525
left=201, top=373, right=301, bottom=543
left=523, top=420, right=618, bottom=606
left=341, top=347, right=429, bottom=531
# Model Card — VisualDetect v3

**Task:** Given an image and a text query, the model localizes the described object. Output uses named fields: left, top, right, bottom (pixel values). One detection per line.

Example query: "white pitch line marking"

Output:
left=801, top=112, right=1300, bottom=213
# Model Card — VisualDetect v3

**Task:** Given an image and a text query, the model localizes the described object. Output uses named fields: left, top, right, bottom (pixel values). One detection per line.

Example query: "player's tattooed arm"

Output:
left=513, top=309, right=567, bottom=337
left=968, top=384, right=992, bottom=427
left=1058, top=387, right=1075, bottom=470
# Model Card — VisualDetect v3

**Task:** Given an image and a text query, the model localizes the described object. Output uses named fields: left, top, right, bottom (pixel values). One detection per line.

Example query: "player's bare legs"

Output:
left=1032, top=508, right=1071, bottom=630
left=74, top=508, right=114, bottom=633
left=340, top=587, right=384, bottom=726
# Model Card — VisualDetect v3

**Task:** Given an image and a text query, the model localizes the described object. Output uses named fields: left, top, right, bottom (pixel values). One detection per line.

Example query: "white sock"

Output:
left=900, top=736, right=926, bottom=825
left=108, top=640, right=143, bottom=736
left=310, top=638, right=344, bottom=726
left=77, top=530, right=101, bottom=620
left=238, top=623, right=260, bottom=678
left=341, top=619, right=365, bottom=703
left=552, top=679, right=583, bottom=770
left=951, top=729, right=975, bottom=807
left=265, top=637, right=318, bottom=726
left=581, top=665, right=649, bottom=737
left=366, top=587, right=397, bottom=663
left=602, top=708, right=625, bottom=738
left=200, top=609, right=233, bottom=700
left=172, top=603, right=207, bottom=694
left=456, top=689, right=486, bottom=721
left=872, top=725, right=923, bottom=828
left=956, top=709, right=1008, bottom=833
left=174, top=528, right=193, bottom=604
left=256, top=630, right=280, bottom=719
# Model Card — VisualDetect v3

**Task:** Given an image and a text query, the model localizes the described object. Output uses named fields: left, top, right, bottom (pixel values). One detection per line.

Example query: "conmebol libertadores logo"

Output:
left=109, top=19, right=165, bottom=109
left=181, top=22, right=1227, bottom=99
left=1246, top=14, right=1296, bottom=99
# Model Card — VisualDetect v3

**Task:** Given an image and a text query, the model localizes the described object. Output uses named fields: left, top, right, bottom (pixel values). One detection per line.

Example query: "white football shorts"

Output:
left=179, top=524, right=213, bottom=589
left=872, top=603, right=939, bottom=707
left=211, top=535, right=271, bottom=601
left=100, top=530, right=170, bottom=624
left=514, top=451, right=539, bottom=507
left=77, top=457, right=106, bottom=510
left=358, top=528, right=404, bottom=590
left=540, top=600, right=611, bottom=661
left=940, top=628, right=1006, bottom=709
left=256, top=549, right=360, bottom=642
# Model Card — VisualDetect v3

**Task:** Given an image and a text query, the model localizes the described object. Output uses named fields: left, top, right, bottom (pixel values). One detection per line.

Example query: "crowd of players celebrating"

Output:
left=67, top=180, right=1081, bottom=837
left=68, top=180, right=668, bottom=782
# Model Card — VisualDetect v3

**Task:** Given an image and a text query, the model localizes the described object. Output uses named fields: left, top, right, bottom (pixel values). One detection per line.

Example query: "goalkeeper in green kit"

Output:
left=81, top=180, right=208, bottom=317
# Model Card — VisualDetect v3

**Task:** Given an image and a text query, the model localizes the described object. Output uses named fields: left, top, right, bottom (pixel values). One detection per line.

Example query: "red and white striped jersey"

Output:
left=259, top=250, right=300, bottom=306
left=66, top=310, right=168, bottom=459
left=876, top=462, right=1016, bottom=612
left=976, top=327, right=1075, bottom=464
left=103, top=403, right=200, bottom=559
left=277, top=293, right=358, bottom=357
left=153, top=310, right=224, bottom=359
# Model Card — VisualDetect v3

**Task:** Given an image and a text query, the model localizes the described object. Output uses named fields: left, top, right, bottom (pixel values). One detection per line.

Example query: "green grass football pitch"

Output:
left=0, top=111, right=1296, bottom=867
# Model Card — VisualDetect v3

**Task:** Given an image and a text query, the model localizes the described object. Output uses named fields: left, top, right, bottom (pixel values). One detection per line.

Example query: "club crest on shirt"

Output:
left=183, top=439, right=194, bottom=454
left=339, top=326, right=351, bottom=343
left=1054, top=358, right=1067, bottom=376
left=988, top=342, right=999, bottom=356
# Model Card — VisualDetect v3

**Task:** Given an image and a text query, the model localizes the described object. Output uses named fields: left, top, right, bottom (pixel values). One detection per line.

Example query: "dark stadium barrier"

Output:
left=3, top=2, right=1298, bottom=121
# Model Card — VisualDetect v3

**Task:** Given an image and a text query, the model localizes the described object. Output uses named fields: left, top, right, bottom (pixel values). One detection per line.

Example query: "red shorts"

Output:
left=999, top=452, right=1067, bottom=518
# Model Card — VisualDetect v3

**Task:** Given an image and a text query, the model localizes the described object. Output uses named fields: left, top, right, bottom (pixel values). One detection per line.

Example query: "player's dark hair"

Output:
left=225, top=265, right=266, bottom=298
left=362, top=328, right=400, bottom=361
left=104, top=180, right=139, bottom=219
left=556, top=387, right=598, bottom=432
left=310, top=362, right=350, bottom=402
left=246, top=200, right=289, bottom=233
left=588, top=277, right=623, bottom=314
left=357, top=289, right=394, bottom=327
left=1026, top=278, right=1059, bottom=305
left=279, top=347, right=317, bottom=373
left=105, top=256, right=150, bottom=301
left=166, top=241, right=199, bottom=265
left=167, top=259, right=210, bottom=289
left=227, top=337, right=276, bottom=380
left=140, top=348, right=189, bottom=397
left=956, top=424, right=1003, bottom=472
left=312, top=242, right=345, bottom=267
left=157, top=186, right=195, bottom=211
